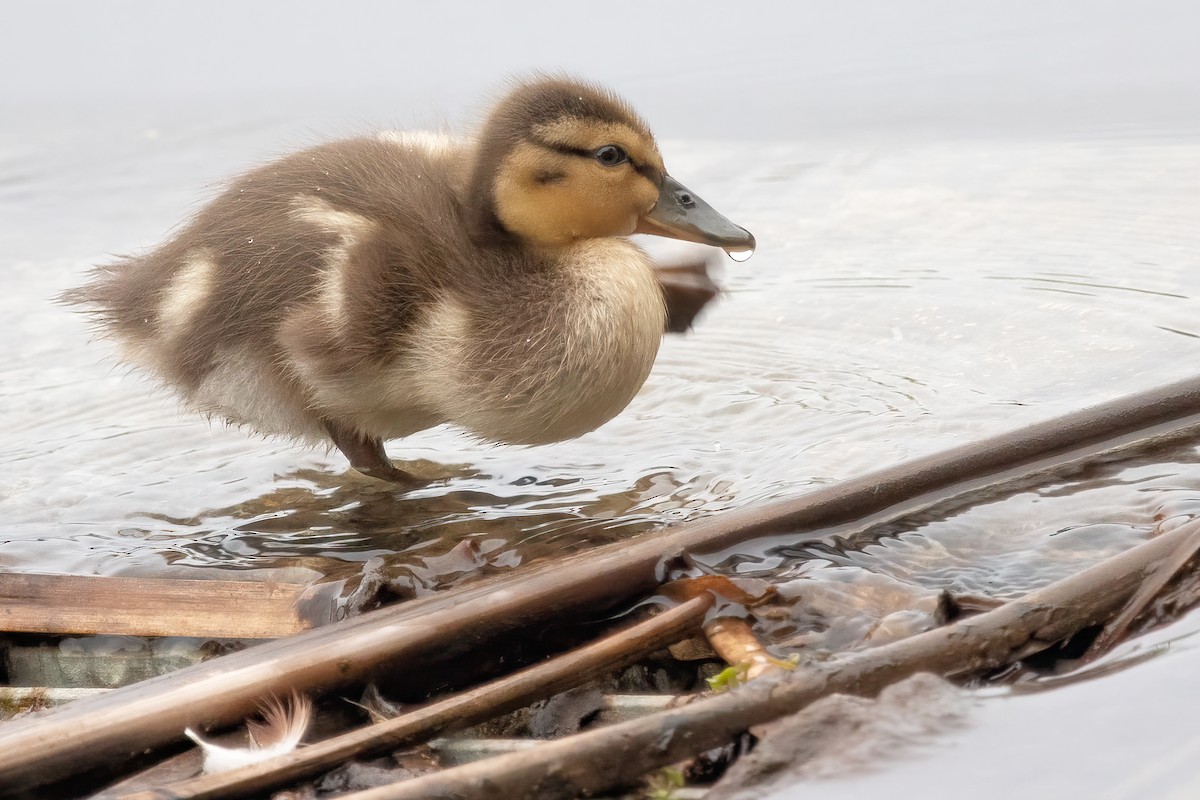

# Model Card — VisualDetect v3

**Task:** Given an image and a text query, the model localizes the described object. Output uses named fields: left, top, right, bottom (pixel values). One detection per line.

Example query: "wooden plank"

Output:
left=0, top=573, right=341, bottom=639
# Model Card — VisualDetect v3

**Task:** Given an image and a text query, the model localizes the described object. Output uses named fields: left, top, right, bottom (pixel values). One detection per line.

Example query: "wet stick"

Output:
left=1082, top=519, right=1200, bottom=660
left=6, top=375, right=1200, bottom=795
left=101, top=597, right=712, bottom=800
left=0, top=573, right=339, bottom=638
left=337, top=518, right=1200, bottom=800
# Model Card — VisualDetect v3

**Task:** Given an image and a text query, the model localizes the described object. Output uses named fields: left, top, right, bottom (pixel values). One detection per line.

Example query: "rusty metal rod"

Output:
left=4, top=375, right=1200, bottom=795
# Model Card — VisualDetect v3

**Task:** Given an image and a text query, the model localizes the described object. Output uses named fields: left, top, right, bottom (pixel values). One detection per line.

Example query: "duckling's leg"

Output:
left=322, top=419, right=420, bottom=484
left=655, top=257, right=720, bottom=333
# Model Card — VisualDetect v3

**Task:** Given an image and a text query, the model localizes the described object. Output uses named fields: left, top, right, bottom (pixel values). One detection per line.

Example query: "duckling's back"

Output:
left=69, top=136, right=473, bottom=441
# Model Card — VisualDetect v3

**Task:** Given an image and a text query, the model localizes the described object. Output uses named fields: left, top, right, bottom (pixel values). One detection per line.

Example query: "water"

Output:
left=725, top=246, right=755, bottom=263
left=4, top=2, right=1200, bottom=796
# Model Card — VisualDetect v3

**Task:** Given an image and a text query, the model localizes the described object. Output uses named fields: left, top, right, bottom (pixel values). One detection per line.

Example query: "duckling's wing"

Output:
left=69, top=137, right=469, bottom=443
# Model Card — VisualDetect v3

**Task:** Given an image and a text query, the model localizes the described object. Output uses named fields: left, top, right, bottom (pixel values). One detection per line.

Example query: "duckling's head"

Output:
left=468, top=77, right=754, bottom=254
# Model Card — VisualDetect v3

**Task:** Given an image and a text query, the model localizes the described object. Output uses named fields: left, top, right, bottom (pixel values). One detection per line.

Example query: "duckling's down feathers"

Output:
left=69, top=127, right=666, bottom=446
left=466, top=78, right=655, bottom=246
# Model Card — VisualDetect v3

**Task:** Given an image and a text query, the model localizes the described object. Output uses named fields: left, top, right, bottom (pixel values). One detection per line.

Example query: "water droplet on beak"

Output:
left=725, top=245, right=755, bottom=263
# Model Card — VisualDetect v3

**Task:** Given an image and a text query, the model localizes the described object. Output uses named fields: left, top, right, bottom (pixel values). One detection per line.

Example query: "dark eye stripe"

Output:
left=531, top=136, right=641, bottom=169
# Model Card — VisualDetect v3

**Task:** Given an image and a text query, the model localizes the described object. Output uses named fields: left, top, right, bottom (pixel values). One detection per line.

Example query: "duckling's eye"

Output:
left=594, top=145, right=629, bottom=167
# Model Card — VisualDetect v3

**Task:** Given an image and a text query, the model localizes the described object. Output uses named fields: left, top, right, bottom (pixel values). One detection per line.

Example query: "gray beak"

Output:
left=636, top=175, right=755, bottom=253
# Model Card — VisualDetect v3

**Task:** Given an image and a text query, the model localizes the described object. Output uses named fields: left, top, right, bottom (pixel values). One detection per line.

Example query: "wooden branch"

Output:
left=338, top=518, right=1200, bottom=800
left=103, top=596, right=712, bottom=800
left=5, top=375, right=1200, bottom=795
left=1084, top=520, right=1200, bottom=659
left=0, top=573, right=341, bottom=639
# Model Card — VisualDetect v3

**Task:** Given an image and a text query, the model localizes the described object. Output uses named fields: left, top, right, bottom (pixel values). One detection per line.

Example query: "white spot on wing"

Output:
left=158, top=252, right=215, bottom=340
left=291, top=196, right=377, bottom=238
left=290, top=196, right=377, bottom=328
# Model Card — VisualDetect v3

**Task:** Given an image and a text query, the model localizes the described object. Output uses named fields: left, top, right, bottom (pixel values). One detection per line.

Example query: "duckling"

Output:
left=67, top=77, right=755, bottom=483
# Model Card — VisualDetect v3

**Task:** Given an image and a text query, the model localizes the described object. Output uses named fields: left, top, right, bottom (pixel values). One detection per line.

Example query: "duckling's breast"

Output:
left=410, top=239, right=666, bottom=445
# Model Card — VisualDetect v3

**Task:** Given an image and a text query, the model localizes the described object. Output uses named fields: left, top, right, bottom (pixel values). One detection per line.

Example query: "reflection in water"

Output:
left=120, top=463, right=700, bottom=595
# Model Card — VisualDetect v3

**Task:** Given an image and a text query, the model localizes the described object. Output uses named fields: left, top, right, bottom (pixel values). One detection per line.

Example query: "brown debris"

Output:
left=326, top=518, right=1200, bottom=800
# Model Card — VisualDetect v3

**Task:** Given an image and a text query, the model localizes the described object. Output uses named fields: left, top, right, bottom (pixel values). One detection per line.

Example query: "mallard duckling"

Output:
left=68, top=77, right=754, bottom=483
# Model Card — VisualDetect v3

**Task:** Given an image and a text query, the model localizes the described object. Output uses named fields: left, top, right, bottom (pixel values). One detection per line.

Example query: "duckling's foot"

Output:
left=322, top=420, right=423, bottom=485
left=655, top=257, right=720, bottom=333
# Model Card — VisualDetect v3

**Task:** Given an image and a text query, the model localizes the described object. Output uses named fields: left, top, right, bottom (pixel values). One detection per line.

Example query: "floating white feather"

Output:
left=184, top=692, right=312, bottom=774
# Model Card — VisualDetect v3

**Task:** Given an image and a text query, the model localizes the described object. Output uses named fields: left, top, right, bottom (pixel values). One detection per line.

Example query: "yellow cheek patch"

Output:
left=494, top=141, right=646, bottom=245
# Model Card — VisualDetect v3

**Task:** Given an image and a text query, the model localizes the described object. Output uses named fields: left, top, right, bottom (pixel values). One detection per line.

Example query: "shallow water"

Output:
left=9, top=132, right=1200, bottom=587
left=4, top=2, right=1200, bottom=796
